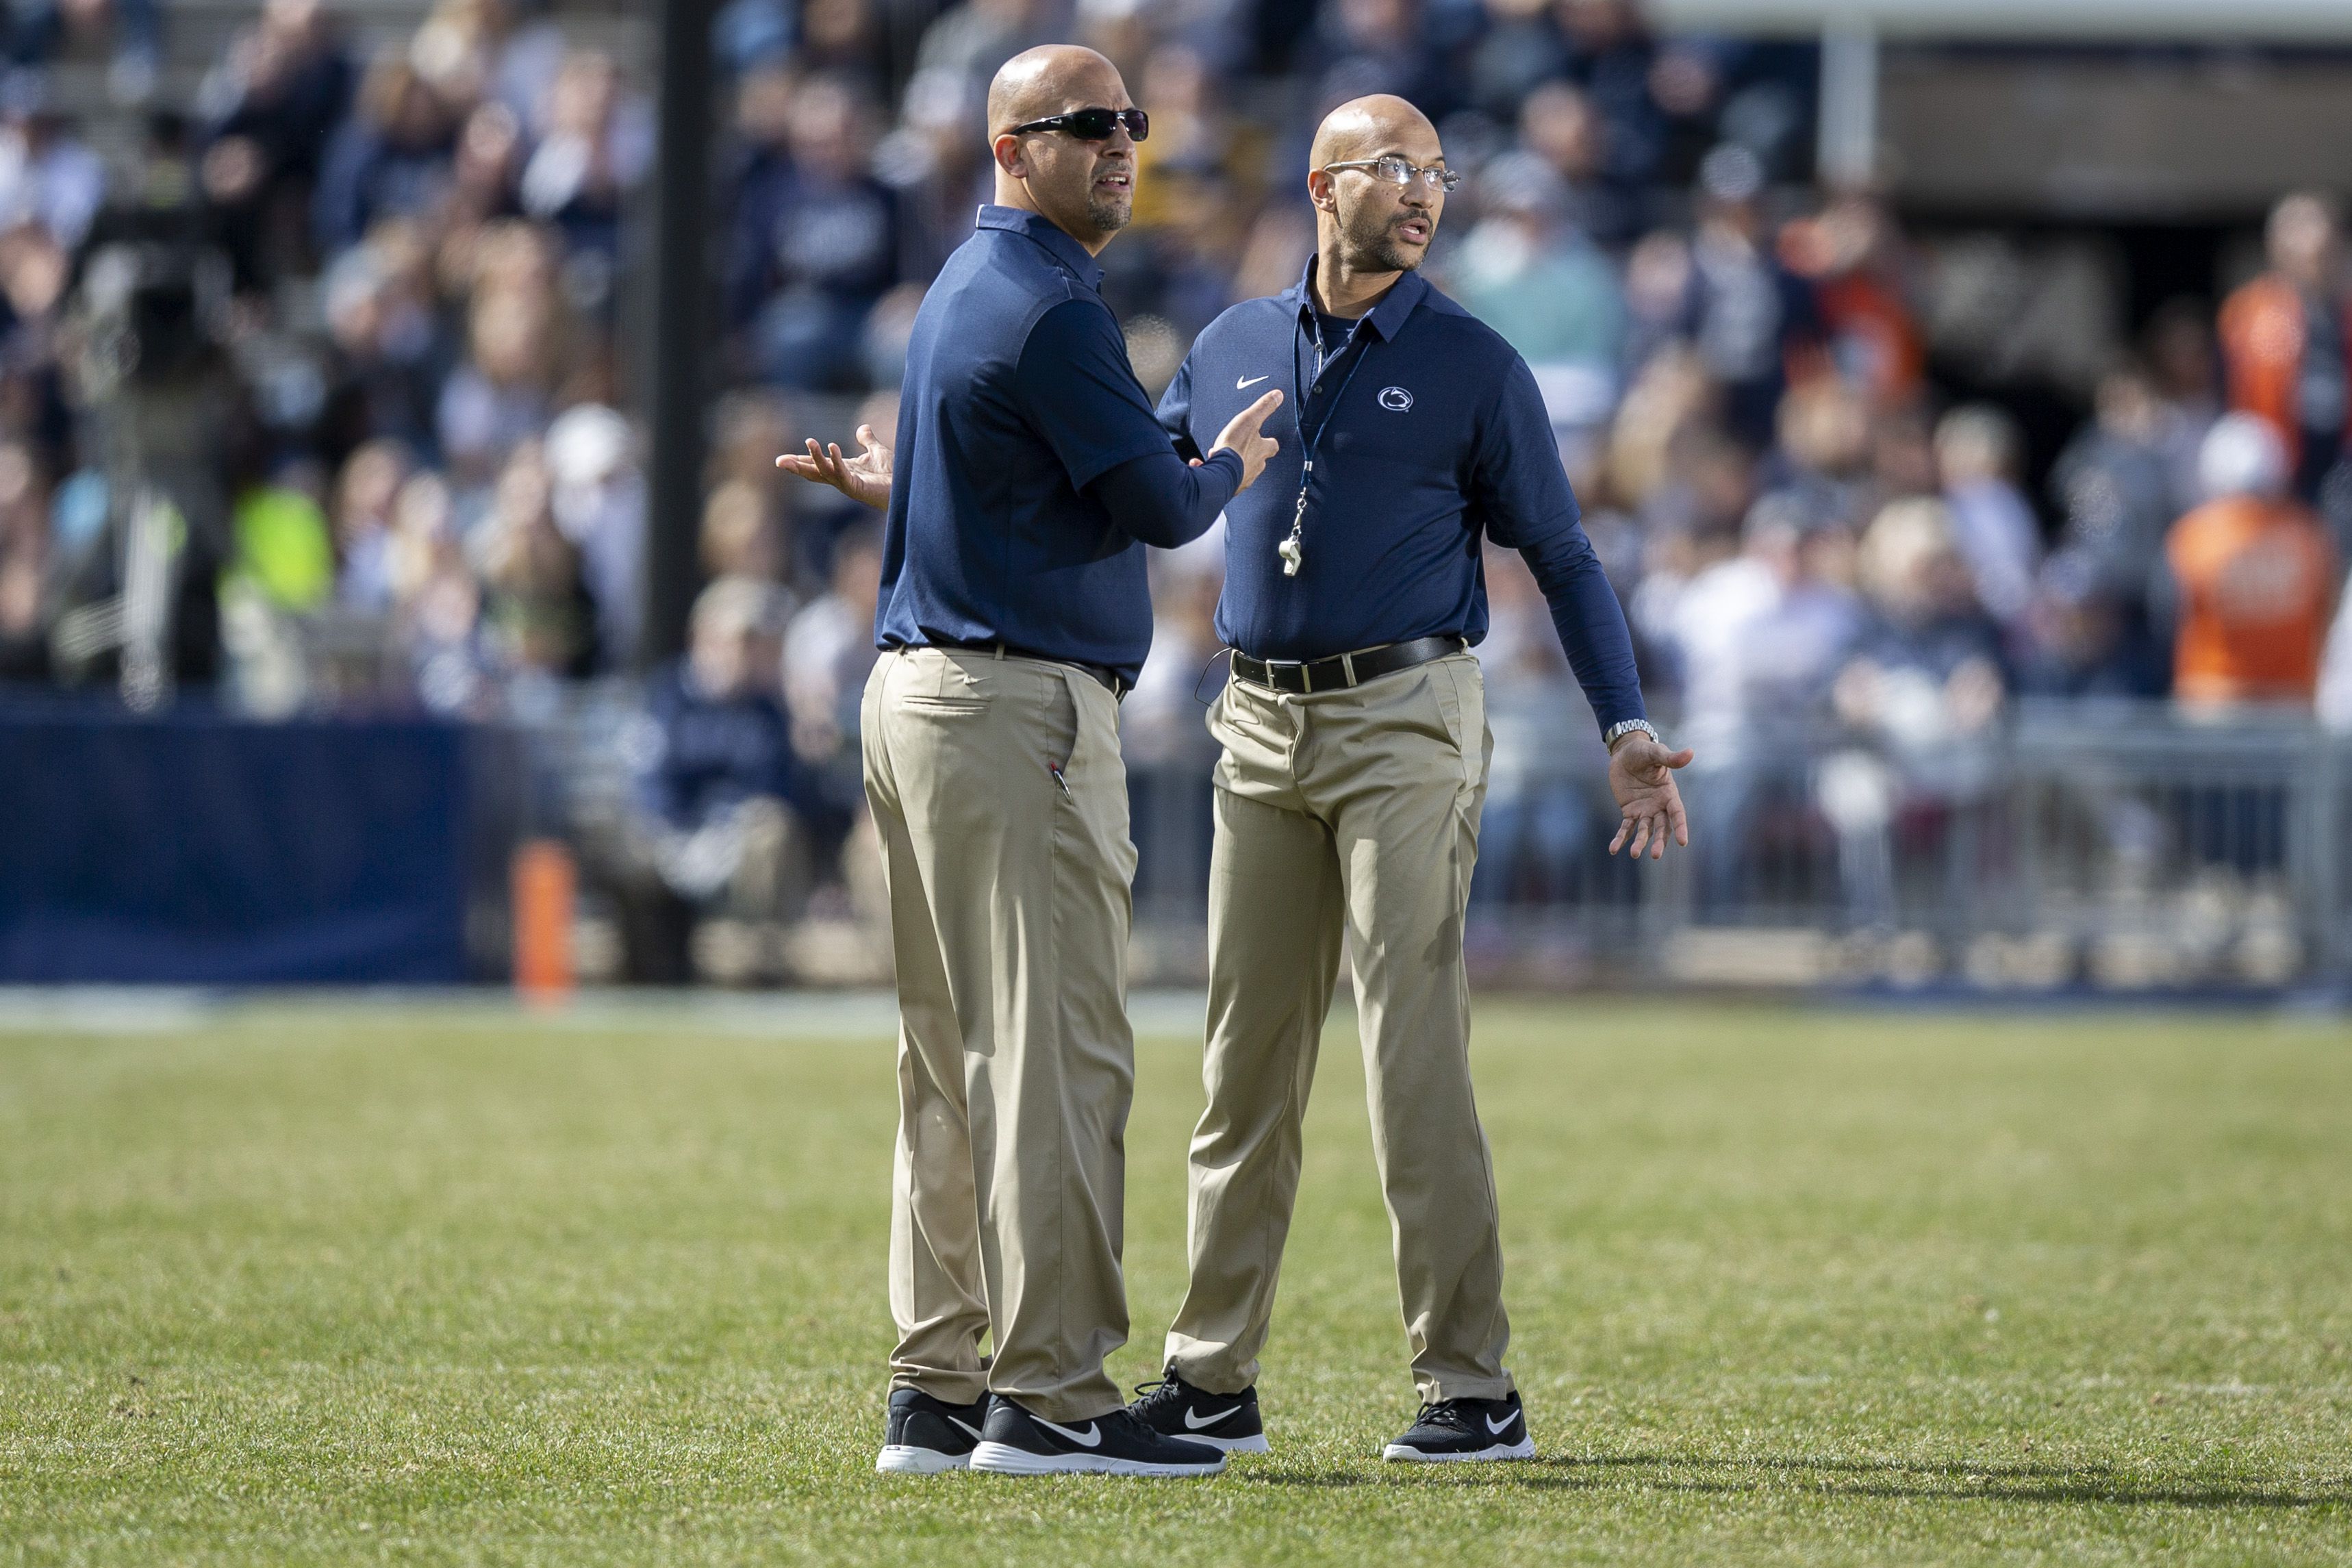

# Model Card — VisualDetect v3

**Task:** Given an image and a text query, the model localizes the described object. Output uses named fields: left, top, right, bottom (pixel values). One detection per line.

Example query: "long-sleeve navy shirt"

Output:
left=874, top=205, right=1239, bottom=683
left=1158, top=262, right=1646, bottom=733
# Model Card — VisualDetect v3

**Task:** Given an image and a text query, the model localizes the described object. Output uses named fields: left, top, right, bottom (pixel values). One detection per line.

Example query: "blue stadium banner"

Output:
left=0, top=702, right=472, bottom=984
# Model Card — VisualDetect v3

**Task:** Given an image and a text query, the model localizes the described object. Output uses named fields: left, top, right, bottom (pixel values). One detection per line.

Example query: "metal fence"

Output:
left=1641, top=702, right=2346, bottom=993
left=521, top=687, right=2352, bottom=994
left=1117, top=698, right=2352, bottom=994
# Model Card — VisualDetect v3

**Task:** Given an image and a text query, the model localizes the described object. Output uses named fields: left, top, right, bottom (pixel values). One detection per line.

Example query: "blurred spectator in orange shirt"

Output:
left=2218, top=192, right=2351, bottom=501
left=2165, top=414, right=2337, bottom=710
left=1780, top=194, right=1923, bottom=409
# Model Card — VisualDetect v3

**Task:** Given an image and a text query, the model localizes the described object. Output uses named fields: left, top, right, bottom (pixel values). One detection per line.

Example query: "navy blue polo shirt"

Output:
left=1158, top=261, right=1646, bottom=732
left=874, top=205, right=1239, bottom=683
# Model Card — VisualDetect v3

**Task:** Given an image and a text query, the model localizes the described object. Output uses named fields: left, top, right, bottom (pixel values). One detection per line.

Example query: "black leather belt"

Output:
left=921, top=640, right=1128, bottom=699
left=1229, top=635, right=1465, bottom=696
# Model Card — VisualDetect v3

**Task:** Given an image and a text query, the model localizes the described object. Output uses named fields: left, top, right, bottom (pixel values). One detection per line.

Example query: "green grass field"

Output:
left=3, top=996, right=2349, bottom=1565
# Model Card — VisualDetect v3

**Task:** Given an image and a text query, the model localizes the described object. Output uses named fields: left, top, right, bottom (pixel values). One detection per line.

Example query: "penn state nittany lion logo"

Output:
left=1378, top=385, right=1414, bottom=412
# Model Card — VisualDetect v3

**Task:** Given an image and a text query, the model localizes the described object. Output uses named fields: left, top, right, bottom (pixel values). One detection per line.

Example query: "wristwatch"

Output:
left=1602, top=719, right=1661, bottom=753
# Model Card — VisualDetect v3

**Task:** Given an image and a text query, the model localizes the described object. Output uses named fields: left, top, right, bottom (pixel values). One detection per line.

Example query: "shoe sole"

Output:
left=1185, top=1432, right=1271, bottom=1455
left=968, top=1441, right=1226, bottom=1477
left=876, top=1444, right=972, bottom=1474
left=1381, top=1438, right=1537, bottom=1463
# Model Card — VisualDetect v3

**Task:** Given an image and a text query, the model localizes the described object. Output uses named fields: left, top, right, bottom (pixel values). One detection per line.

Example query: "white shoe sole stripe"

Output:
left=876, top=1443, right=972, bottom=1474
left=968, top=1440, right=1226, bottom=1477
left=1187, top=1432, right=1270, bottom=1454
left=1381, top=1437, right=1536, bottom=1463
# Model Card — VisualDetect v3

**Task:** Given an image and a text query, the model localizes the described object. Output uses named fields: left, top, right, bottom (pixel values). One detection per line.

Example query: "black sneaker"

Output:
left=968, top=1395, right=1227, bottom=1476
left=876, top=1387, right=989, bottom=1474
left=1127, top=1363, right=1270, bottom=1454
left=1381, top=1391, right=1534, bottom=1463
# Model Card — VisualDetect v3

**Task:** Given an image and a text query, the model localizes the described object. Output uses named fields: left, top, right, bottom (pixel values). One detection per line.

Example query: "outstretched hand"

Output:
left=1607, top=735, right=1695, bottom=860
left=776, top=424, right=892, bottom=510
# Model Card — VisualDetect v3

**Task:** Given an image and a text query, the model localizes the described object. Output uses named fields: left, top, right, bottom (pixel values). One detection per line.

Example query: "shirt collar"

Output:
left=976, top=203, right=1104, bottom=292
left=1289, top=255, right=1429, bottom=342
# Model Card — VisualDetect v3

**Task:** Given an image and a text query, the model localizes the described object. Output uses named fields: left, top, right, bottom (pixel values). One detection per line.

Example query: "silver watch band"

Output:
left=1604, top=719, right=1660, bottom=753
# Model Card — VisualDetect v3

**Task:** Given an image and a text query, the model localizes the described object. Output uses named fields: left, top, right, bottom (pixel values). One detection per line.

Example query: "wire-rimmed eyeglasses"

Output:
left=1321, top=156, right=1460, bottom=192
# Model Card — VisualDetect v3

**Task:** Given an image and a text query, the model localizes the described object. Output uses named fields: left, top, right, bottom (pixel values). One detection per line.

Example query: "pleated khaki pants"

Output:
left=1165, top=652, right=1514, bottom=1404
left=862, top=646, right=1137, bottom=1421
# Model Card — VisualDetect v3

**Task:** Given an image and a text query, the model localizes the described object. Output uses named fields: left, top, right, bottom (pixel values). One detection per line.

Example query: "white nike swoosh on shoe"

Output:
left=1485, top=1413, right=1517, bottom=1434
left=1183, top=1405, right=1239, bottom=1430
left=1237, top=375, right=1269, bottom=389
left=1033, top=1417, right=1103, bottom=1448
left=947, top=1417, right=985, bottom=1441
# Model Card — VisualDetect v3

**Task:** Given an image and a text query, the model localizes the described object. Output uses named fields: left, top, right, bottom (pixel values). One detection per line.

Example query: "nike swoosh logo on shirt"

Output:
left=1236, top=375, right=1269, bottom=389
left=1035, top=1417, right=1103, bottom=1448
left=1183, top=1405, right=1239, bottom=1430
left=946, top=1417, right=985, bottom=1441
left=1485, top=1413, right=1518, bottom=1435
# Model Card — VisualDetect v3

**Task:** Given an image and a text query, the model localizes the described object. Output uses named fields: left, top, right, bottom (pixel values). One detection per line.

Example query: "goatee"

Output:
left=1348, top=214, right=1426, bottom=275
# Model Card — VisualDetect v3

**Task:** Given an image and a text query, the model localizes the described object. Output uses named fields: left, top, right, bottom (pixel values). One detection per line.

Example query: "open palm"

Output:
left=776, top=424, right=892, bottom=510
left=1607, top=736, right=1696, bottom=859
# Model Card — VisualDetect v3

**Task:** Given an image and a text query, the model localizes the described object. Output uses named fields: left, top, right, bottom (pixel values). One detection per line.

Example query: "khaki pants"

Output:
left=1165, top=653, right=1512, bottom=1403
left=861, top=646, right=1138, bottom=1421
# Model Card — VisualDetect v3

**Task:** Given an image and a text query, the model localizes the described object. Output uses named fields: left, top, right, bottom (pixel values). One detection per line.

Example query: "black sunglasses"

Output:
left=1009, top=107, right=1149, bottom=142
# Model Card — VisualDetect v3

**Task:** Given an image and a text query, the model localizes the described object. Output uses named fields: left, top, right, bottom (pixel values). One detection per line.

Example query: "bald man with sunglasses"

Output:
left=1120, top=94, right=1693, bottom=1464
left=780, top=45, right=1284, bottom=1478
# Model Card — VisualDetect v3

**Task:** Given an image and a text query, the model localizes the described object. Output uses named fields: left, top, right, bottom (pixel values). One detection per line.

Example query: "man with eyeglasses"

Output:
left=1121, top=94, right=1694, bottom=1463
left=778, top=45, right=1284, bottom=1478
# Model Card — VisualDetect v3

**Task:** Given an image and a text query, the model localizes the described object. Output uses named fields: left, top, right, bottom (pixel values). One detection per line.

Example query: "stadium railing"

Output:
left=198, top=674, right=2337, bottom=993
left=1110, top=696, right=2352, bottom=995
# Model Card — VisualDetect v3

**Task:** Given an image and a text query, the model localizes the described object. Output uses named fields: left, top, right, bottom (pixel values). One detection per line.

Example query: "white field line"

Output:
left=0, top=987, right=1220, bottom=1040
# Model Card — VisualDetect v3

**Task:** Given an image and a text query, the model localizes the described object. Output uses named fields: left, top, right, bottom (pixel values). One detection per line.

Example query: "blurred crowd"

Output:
left=0, top=0, right=661, bottom=718
left=10, top=0, right=2352, bottom=954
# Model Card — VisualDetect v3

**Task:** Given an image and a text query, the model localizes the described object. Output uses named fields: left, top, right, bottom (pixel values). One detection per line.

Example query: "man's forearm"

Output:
left=1087, top=447, right=1243, bottom=548
left=1521, top=528, right=1646, bottom=732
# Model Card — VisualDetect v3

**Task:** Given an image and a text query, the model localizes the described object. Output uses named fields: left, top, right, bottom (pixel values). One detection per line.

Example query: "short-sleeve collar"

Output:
left=976, top=203, right=1105, bottom=292
left=1287, top=255, right=1430, bottom=342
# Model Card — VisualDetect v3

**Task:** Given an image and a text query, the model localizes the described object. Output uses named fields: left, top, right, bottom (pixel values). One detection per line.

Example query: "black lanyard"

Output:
left=1280, top=308, right=1372, bottom=578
